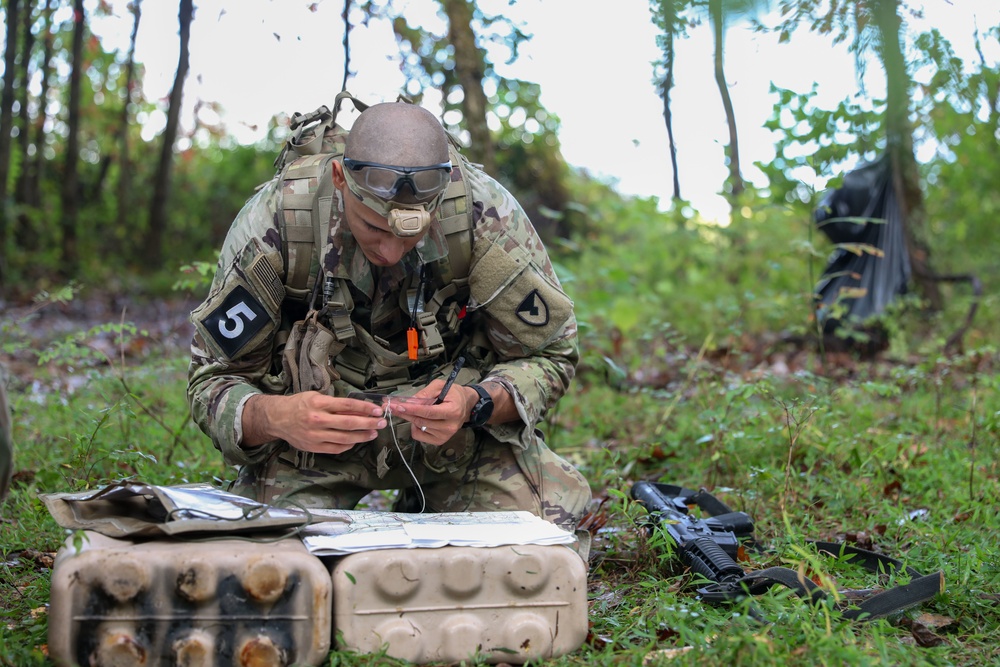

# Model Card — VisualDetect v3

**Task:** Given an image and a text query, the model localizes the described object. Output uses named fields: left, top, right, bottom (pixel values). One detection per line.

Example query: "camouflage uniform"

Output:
left=187, top=156, right=591, bottom=531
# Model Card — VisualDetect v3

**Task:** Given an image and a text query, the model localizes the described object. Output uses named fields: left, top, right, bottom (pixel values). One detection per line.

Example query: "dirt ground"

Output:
left=2, top=294, right=201, bottom=386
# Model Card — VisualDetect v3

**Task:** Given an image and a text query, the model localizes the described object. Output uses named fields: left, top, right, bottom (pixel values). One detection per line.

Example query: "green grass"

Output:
left=2, top=328, right=997, bottom=666
left=2, top=205, right=998, bottom=666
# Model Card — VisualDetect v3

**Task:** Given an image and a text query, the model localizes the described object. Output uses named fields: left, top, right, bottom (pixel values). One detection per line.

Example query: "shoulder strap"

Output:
left=278, top=152, right=340, bottom=301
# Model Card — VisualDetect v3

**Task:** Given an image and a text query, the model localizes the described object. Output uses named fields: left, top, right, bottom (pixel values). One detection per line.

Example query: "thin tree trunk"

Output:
left=341, top=0, right=352, bottom=91
left=60, top=0, right=85, bottom=277
left=709, top=0, right=743, bottom=198
left=11, top=0, right=36, bottom=267
left=15, top=1, right=34, bottom=195
left=14, top=0, right=52, bottom=261
left=442, top=0, right=494, bottom=175
left=873, top=0, right=941, bottom=310
left=115, top=0, right=141, bottom=235
left=146, top=0, right=193, bottom=269
left=660, top=27, right=682, bottom=201
left=0, top=0, right=21, bottom=285
left=27, top=0, right=53, bottom=210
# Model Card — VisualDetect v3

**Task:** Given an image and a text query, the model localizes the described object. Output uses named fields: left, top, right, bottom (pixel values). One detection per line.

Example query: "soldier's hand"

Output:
left=242, top=392, right=387, bottom=454
left=392, top=381, right=478, bottom=445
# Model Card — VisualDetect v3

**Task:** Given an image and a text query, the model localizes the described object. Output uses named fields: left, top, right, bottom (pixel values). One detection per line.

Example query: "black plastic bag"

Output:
left=813, top=155, right=911, bottom=334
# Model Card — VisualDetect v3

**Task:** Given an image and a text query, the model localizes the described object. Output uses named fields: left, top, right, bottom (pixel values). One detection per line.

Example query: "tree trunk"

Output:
left=115, top=0, right=141, bottom=235
left=0, top=0, right=21, bottom=286
left=60, top=0, right=85, bottom=277
left=341, top=0, right=352, bottom=90
left=442, top=0, right=494, bottom=175
left=146, top=0, right=193, bottom=270
left=709, top=0, right=743, bottom=199
left=14, top=0, right=36, bottom=256
left=659, top=29, right=682, bottom=201
left=873, top=0, right=942, bottom=310
left=26, top=0, right=54, bottom=215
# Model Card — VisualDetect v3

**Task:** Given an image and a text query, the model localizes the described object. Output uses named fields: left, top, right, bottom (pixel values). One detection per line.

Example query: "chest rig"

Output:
left=274, top=92, right=477, bottom=391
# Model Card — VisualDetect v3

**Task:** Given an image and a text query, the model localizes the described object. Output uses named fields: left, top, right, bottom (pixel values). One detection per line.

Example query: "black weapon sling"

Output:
left=643, top=483, right=945, bottom=622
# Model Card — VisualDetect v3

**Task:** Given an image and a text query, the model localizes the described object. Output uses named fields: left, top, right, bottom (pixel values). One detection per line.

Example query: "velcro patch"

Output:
left=485, top=270, right=571, bottom=351
left=470, top=237, right=571, bottom=351
left=200, top=285, right=269, bottom=359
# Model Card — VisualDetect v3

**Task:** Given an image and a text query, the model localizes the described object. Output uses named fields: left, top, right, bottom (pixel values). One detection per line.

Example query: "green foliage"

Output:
left=757, top=83, right=884, bottom=207
left=172, top=259, right=218, bottom=295
left=558, top=186, right=816, bottom=351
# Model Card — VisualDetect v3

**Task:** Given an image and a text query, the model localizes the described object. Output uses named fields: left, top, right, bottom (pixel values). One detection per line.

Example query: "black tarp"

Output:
left=813, top=155, right=911, bottom=334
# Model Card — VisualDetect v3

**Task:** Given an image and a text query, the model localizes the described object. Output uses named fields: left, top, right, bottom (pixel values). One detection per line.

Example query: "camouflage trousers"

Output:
left=232, top=421, right=591, bottom=532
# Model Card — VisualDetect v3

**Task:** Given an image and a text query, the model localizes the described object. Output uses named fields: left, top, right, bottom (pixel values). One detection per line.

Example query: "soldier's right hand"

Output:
left=241, top=392, right=387, bottom=455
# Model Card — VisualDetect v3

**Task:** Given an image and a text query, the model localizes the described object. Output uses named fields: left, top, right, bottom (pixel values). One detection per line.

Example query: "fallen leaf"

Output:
left=914, top=612, right=956, bottom=631
left=900, top=616, right=948, bottom=648
left=21, top=549, right=55, bottom=570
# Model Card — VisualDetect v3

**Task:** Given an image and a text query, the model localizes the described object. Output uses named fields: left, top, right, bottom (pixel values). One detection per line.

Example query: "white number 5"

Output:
left=218, top=301, right=257, bottom=339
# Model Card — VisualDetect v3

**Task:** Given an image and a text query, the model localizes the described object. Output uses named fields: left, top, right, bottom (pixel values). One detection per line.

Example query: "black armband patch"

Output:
left=200, top=285, right=269, bottom=358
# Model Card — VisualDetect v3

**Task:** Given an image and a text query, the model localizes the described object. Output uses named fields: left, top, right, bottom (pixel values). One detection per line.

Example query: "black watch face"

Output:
left=470, top=386, right=494, bottom=427
left=474, top=399, right=493, bottom=425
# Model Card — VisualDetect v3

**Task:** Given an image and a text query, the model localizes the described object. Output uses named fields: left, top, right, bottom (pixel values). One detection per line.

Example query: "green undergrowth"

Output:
left=1, top=198, right=998, bottom=666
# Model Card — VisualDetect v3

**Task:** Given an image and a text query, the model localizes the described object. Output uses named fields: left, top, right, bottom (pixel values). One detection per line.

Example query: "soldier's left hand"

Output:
left=392, top=380, right=477, bottom=445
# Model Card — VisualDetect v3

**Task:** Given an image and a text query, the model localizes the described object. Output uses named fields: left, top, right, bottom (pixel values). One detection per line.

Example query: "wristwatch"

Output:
left=464, top=384, right=494, bottom=428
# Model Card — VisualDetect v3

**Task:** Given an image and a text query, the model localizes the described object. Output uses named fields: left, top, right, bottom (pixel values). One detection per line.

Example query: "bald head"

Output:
left=345, top=102, right=449, bottom=167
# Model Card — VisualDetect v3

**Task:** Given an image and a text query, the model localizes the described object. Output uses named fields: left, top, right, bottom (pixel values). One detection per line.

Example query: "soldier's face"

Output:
left=333, top=159, right=427, bottom=267
left=342, top=192, right=425, bottom=267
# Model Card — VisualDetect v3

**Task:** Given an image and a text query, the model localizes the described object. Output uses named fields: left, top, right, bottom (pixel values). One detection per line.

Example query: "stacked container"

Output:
left=49, top=533, right=587, bottom=666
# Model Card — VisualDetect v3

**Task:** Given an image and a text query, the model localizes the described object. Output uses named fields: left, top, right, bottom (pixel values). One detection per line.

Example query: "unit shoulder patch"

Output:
left=200, top=285, right=269, bottom=359
left=516, top=289, right=550, bottom=327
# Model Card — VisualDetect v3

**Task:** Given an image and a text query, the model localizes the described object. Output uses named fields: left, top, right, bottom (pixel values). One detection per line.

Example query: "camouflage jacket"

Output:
left=187, top=162, right=579, bottom=468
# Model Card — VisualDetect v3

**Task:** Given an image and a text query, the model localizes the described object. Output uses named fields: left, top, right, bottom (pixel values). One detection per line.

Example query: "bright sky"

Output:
left=89, top=0, right=999, bottom=224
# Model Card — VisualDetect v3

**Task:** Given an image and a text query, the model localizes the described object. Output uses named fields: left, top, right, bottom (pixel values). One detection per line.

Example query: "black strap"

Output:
left=697, top=540, right=944, bottom=621
left=637, top=482, right=944, bottom=621
left=807, top=540, right=945, bottom=620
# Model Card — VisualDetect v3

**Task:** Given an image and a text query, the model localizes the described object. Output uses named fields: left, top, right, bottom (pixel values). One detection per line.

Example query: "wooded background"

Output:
left=0, top=0, right=996, bottom=331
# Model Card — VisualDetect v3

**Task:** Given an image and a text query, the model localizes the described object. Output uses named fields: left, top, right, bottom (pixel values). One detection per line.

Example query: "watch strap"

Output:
left=464, top=384, right=493, bottom=428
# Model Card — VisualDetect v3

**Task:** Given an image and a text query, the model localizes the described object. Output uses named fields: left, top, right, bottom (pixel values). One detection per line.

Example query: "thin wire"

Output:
left=384, top=399, right=426, bottom=513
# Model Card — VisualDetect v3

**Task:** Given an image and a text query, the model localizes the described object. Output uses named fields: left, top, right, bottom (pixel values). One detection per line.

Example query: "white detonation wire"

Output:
left=384, top=399, right=427, bottom=513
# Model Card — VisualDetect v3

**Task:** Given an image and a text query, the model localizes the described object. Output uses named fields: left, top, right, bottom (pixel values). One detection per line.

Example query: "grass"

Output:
left=1, top=211, right=998, bottom=665
left=2, top=323, right=997, bottom=666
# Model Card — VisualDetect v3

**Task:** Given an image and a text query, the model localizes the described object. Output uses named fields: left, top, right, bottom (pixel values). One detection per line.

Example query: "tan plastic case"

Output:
left=331, top=544, right=588, bottom=664
left=48, top=531, right=332, bottom=667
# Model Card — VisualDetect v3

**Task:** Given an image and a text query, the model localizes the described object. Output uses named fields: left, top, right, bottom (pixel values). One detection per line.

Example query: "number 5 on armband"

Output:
left=201, top=285, right=269, bottom=357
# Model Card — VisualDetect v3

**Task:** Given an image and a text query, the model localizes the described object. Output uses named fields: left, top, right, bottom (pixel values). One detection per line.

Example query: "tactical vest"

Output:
left=273, top=92, right=480, bottom=391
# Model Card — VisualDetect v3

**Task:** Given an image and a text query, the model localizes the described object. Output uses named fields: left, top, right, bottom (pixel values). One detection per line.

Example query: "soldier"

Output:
left=187, top=99, right=591, bottom=535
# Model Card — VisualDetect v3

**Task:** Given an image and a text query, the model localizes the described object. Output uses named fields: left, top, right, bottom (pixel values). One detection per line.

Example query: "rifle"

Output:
left=630, top=481, right=945, bottom=621
left=630, top=481, right=754, bottom=594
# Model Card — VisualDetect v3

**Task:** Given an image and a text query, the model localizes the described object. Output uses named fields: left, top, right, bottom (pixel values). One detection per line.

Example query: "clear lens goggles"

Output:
left=342, top=157, right=452, bottom=201
left=342, top=161, right=449, bottom=237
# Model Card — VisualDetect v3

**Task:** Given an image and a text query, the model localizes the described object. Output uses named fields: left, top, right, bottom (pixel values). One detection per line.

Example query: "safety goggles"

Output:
left=341, top=161, right=450, bottom=237
left=342, top=158, right=452, bottom=202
